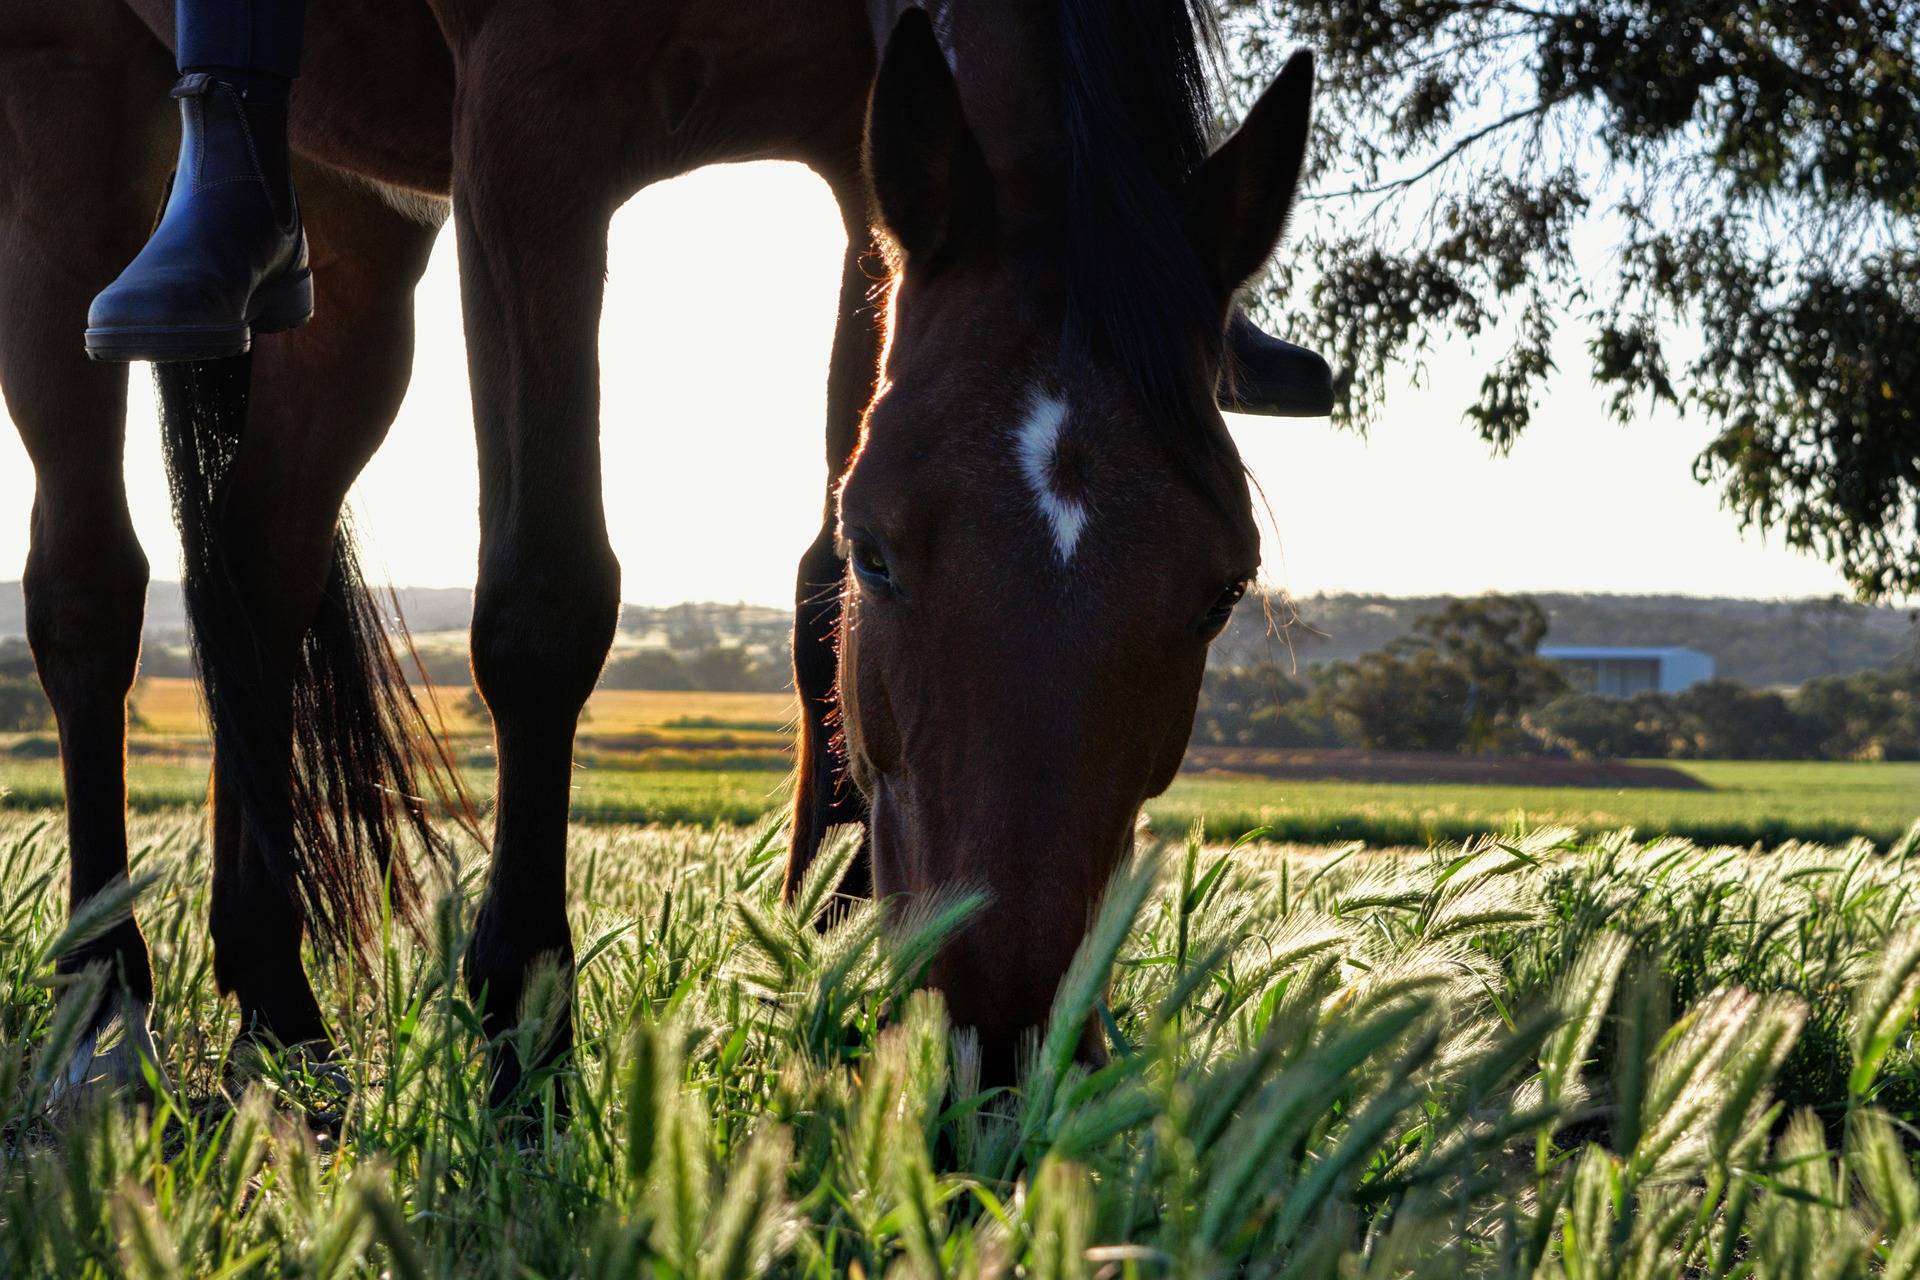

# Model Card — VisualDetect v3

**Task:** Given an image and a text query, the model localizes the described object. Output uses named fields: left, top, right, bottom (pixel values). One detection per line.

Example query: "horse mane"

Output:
left=1055, top=0, right=1241, bottom=489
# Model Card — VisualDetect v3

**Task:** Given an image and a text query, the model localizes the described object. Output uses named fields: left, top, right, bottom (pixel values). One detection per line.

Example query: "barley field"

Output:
left=120, top=678, right=797, bottom=739
left=2, top=810, right=1917, bottom=1276
left=4, top=678, right=1916, bottom=849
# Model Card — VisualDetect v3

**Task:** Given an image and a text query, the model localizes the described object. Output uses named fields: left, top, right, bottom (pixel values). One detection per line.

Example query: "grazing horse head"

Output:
left=835, top=5, right=1319, bottom=1077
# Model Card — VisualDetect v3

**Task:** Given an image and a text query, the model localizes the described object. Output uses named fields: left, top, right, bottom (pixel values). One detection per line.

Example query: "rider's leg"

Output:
left=175, top=0, right=304, bottom=218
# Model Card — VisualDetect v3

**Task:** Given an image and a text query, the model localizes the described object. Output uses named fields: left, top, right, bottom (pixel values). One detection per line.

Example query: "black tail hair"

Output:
left=156, top=354, right=474, bottom=966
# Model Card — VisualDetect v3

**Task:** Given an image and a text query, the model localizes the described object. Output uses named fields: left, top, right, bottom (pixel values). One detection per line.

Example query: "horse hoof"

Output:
left=226, top=1037, right=353, bottom=1130
left=495, top=1090, right=573, bottom=1154
left=47, top=996, right=172, bottom=1111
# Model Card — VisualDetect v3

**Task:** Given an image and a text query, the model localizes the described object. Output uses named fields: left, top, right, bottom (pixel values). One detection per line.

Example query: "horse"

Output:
left=0, top=0, right=1329, bottom=1105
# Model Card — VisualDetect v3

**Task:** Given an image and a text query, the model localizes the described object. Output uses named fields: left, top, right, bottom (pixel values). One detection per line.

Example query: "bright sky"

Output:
left=0, top=160, right=1856, bottom=606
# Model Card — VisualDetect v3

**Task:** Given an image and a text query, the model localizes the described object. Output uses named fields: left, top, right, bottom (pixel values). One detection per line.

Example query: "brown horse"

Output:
left=1, top=0, right=1327, bottom=1103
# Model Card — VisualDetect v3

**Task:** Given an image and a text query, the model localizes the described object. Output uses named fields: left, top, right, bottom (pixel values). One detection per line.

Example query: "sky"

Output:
left=0, top=159, right=1859, bottom=607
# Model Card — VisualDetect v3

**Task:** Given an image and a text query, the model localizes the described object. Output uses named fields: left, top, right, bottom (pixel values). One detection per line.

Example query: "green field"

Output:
left=4, top=750, right=1914, bottom=848
left=11, top=677, right=1906, bottom=848
left=2, top=810, right=1916, bottom=1275
left=1154, top=759, right=1920, bottom=848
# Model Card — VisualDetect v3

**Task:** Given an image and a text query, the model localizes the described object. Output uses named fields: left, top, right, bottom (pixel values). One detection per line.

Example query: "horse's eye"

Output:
left=1202, top=579, right=1248, bottom=635
left=847, top=534, right=893, bottom=592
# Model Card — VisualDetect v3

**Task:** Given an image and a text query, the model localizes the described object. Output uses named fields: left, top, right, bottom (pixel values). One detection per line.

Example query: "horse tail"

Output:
left=155, top=354, right=475, bottom=966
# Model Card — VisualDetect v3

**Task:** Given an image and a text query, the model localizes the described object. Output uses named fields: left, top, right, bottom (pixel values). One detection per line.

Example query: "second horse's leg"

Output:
left=448, top=37, right=623, bottom=1113
left=786, top=195, right=887, bottom=903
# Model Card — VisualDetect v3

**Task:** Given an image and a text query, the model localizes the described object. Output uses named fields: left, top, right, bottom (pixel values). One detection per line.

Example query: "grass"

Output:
left=5, top=751, right=1916, bottom=848
left=1, top=810, right=1917, bottom=1275
left=1154, top=759, right=1920, bottom=849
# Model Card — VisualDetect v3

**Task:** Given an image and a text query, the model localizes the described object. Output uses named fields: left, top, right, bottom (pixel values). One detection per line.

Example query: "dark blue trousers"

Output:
left=177, top=0, right=305, bottom=79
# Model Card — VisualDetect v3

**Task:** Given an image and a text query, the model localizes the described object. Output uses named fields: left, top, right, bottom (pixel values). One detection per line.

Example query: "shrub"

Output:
left=0, top=675, right=52, bottom=733
left=1793, top=666, right=1920, bottom=760
left=1321, top=640, right=1476, bottom=751
left=1193, top=663, right=1340, bottom=747
left=1668, top=678, right=1819, bottom=759
left=599, top=648, right=694, bottom=691
left=599, top=645, right=789, bottom=693
left=680, top=644, right=787, bottom=693
left=1527, top=692, right=1667, bottom=759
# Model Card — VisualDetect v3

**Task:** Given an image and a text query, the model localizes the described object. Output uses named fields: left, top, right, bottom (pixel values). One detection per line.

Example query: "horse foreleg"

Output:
left=206, top=160, right=443, bottom=1058
left=785, top=204, right=887, bottom=906
left=448, top=46, right=623, bottom=1116
left=0, top=0, right=174, bottom=1098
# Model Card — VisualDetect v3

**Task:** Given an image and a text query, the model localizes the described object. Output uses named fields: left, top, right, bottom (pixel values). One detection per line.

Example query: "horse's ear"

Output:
left=866, top=7, right=993, bottom=265
left=1183, top=49, right=1314, bottom=303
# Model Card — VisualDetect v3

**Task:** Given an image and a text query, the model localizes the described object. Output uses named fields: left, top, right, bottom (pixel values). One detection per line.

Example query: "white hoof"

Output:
left=48, top=996, right=172, bottom=1109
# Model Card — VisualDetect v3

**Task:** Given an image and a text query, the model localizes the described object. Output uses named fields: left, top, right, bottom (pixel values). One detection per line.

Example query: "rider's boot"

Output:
left=85, top=61, right=309, bottom=362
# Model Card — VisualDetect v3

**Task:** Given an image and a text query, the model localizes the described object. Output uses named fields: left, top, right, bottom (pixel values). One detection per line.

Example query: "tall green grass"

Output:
left=1, top=811, right=1917, bottom=1276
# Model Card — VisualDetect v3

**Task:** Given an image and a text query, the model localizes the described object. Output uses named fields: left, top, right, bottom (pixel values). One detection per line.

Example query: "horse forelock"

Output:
left=1054, top=0, right=1243, bottom=500
left=866, top=0, right=1249, bottom=522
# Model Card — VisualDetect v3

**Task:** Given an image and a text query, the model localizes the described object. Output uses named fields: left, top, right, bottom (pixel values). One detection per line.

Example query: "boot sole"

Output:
left=84, top=270, right=314, bottom=364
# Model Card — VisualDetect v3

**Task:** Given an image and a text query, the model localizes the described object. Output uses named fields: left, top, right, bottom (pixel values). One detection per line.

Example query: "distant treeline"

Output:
left=5, top=584, right=1912, bottom=691
left=1201, top=663, right=1920, bottom=762
left=1196, top=596, right=1920, bottom=762
left=403, top=637, right=790, bottom=694
left=6, top=589, right=1917, bottom=756
left=1211, top=591, right=1915, bottom=688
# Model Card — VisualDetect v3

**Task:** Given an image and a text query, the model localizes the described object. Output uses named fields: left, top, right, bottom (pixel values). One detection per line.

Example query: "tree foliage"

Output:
left=598, top=645, right=789, bottom=693
left=1320, top=593, right=1564, bottom=750
left=1321, top=639, right=1477, bottom=750
left=1193, top=662, right=1341, bottom=747
left=1529, top=662, right=1920, bottom=760
left=1414, top=592, right=1568, bottom=742
left=0, top=677, right=51, bottom=734
left=0, top=640, right=51, bottom=733
left=1223, top=0, right=1920, bottom=599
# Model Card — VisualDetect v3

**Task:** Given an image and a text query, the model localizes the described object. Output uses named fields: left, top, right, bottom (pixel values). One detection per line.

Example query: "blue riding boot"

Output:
left=85, top=70, right=311, bottom=362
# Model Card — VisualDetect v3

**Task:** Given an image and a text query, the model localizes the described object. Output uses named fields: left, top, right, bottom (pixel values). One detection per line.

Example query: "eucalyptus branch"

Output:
left=1304, top=98, right=1562, bottom=202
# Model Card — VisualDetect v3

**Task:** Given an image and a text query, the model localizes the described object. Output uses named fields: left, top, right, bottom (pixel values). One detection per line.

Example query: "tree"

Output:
left=408, top=644, right=476, bottom=688
left=1319, top=593, right=1567, bottom=751
left=1793, top=664, right=1920, bottom=760
left=1527, top=691, right=1665, bottom=759
left=1321, top=639, right=1476, bottom=750
left=682, top=645, right=788, bottom=693
left=1223, top=1, right=1920, bottom=600
left=1194, top=661, right=1339, bottom=746
left=0, top=638, right=33, bottom=680
left=600, top=649, right=692, bottom=691
left=0, top=676, right=51, bottom=733
left=1668, top=678, right=1816, bottom=759
left=0, top=640, right=52, bottom=732
left=1413, top=594, right=1567, bottom=747
left=133, top=639, right=196, bottom=679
